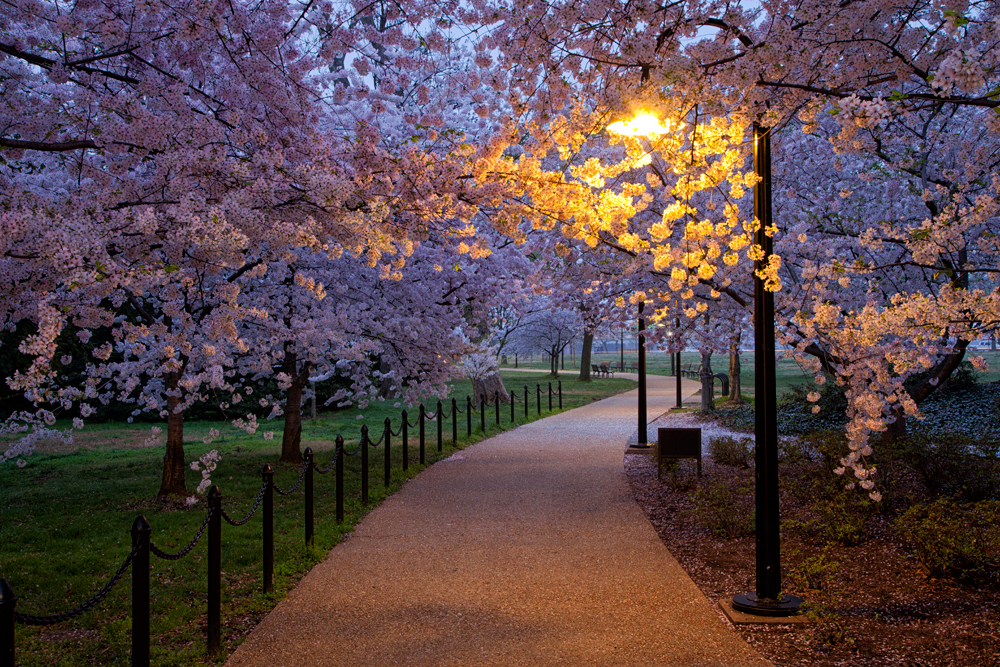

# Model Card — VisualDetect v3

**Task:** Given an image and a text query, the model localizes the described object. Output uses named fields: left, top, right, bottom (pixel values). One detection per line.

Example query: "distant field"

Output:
left=503, top=349, right=1000, bottom=399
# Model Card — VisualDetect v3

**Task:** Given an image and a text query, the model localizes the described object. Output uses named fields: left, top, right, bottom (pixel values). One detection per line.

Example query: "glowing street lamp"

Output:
left=608, top=110, right=800, bottom=616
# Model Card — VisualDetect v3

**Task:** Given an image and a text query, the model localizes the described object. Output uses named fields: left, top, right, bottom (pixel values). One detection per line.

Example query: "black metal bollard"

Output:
left=130, top=515, right=151, bottom=667
left=437, top=400, right=443, bottom=452
left=384, top=418, right=391, bottom=488
left=559, top=380, right=563, bottom=409
left=1, top=579, right=17, bottom=667
left=304, top=448, right=314, bottom=545
left=495, top=390, right=500, bottom=426
left=262, top=464, right=274, bottom=593
left=419, top=404, right=426, bottom=465
left=480, top=394, right=486, bottom=433
left=536, top=383, right=541, bottom=414
left=361, top=425, right=369, bottom=505
left=451, top=398, right=458, bottom=443
left=466, top=395, right=472, bottom=437
left=524, top=385, right=528, bottom=417
left=401, top=411, right=409, bottom=471
left=335, top=435, right=345, bottom=523
left=511, top=390, right=515, bottom=423
left=207, top=486, right=222, bottom=656
left=548, top=381, right=553, bottom=411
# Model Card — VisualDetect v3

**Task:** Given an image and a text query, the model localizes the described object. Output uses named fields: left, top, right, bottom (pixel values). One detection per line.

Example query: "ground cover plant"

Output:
left=626, top=376, right=1000, bottom=666
left=0, top=371, right=635, bottom=666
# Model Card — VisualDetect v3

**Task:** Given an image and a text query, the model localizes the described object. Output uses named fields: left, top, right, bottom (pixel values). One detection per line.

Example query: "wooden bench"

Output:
left=599, top=362, right=615, bottom=377
left=591, top=363, right=609, bottom=378
left=680, top=363, right=701, bottom=378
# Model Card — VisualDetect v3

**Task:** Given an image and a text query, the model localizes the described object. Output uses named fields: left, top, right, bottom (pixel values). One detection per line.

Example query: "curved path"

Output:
left=226, top=374, right=771, bottom=667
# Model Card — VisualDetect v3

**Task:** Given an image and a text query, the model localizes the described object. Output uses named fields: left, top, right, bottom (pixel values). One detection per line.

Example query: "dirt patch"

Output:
left=625, top=453, right=1000, bottom=667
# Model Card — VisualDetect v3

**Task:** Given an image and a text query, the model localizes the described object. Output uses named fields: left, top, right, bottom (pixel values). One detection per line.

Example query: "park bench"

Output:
left=680, top=363, right=701, bottom=377
left=599, top=361, right=615, bottom=377
left=591, top=363, right=609, bottom=378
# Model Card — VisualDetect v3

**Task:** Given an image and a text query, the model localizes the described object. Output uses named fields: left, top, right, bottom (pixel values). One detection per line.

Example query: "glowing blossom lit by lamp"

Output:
left=606, top=112, right=677, bottom=137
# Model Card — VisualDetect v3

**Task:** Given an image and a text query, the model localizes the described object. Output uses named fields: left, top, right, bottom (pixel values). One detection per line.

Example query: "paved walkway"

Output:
left=226, top=375, right=771, bottom=667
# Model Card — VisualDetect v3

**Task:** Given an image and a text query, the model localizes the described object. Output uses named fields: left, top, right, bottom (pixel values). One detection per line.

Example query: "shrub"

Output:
left=690, top=480, right=755, bottom=538
left=709, top=435, right=753, bottom=468
left=880, top=434, right=1000, bottom=503
left=895, top=498, right=1000, bottom=585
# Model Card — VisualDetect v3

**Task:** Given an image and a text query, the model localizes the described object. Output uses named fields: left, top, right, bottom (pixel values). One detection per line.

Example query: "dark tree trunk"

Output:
left=473, top=372, right=509, bottom=403
left=550, top=347, right=559, bottom=376
left=158, top=371, right=187, bottom=497
left=280, top=350, right=311, bottom=463
left=579, top=330, right=594, bottom=381
left=699, top=350, right=714, bottom=413
left=378, top=356, right=393, bottom=398
left=728, top=332, right=743, bottom=404
left=882, top=405, right=907, bottom=443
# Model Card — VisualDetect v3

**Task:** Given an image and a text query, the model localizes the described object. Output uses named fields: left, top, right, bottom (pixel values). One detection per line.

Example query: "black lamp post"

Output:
left=636, top=300, right=649, bottom=447
left=731, top=122, right=802, bottom=616
left=674, top=317, right=682, bottom=409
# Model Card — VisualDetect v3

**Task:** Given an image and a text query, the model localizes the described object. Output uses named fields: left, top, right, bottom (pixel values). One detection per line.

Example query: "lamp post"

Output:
left=635, top=300, right=649, bottom=447
left=674, top=318, right=683, bottom=410
left=730, top=122, right=802, bottom=616
left=608, top=110, right=800, bottom=615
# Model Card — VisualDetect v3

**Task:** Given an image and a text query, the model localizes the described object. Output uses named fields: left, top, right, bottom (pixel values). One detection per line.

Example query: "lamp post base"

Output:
left=732, top=592, right=804, bottom=617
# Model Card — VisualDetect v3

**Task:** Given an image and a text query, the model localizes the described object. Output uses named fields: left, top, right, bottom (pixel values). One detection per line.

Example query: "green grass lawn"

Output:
left=0, top=371, right=635, bottom=666
left=505, top=349, right=1000, bottom=400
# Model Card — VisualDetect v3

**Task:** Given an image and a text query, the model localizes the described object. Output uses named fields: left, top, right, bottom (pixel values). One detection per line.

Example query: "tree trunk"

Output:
left=579, top=329, right=594, bottom=381
left=728, top=332, right=743, bottom=404
left=882, top=405, right=907, bottom=443
left=699, top=350, right=714, bottom=413
left=378, top=356, right=393, bottom=398
left=280, top=350, right=311, bottom=463
left=550, top=346, right=559, bottom=376
left=158, top=371, right=187, bottom=497
left=992, top=334, right=996, bottom=351
left=473, top=372, right=509, bottom=404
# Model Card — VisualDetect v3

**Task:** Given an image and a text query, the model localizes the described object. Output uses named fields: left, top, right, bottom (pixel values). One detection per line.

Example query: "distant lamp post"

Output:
left=608, top=113, right=675, bottom=450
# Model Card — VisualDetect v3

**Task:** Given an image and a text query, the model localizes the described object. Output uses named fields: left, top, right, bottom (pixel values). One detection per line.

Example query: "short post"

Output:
left=466, top=395, right=472, bottom=437
left=451, top=398, right=458, bottom=443
left=419, top=405, right=426, bottom=465
left=548, top=381, right=553, bottom=411
left=361, top=425, right=369, bottom=505
left=436, top=400, right=443, bottom=452
left=401, top=411, right=409, bottom=471
left=510, top=390, right=515, bottom=423
left=261, top=464, right=274, bottom=593
left=335, top=435, right=345, bottom=523
left=131, top=515, right=151, bottom=667
left=524, top=385, right=528, bottom=417
left=558, top=380, right=563, bottom=409
left=304, top=448, right=314, bottom=544
left=480, top=394, right=486, bottom=433
left=536, top=383, right=541, bottom=415
left=494, top=390, right=500, bottom=426
left=207, top=486, right=222, bottom=657
left=0, top=579, right=15, bottom=667
left=384, top=418, right=391, bottom=488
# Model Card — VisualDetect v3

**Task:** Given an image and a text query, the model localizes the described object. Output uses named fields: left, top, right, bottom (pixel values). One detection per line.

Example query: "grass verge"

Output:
left=0, top=371, right=635, bottom=666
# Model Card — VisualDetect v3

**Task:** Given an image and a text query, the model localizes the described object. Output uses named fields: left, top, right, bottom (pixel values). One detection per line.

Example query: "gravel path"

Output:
left=225, top=375, right=771, bottom=667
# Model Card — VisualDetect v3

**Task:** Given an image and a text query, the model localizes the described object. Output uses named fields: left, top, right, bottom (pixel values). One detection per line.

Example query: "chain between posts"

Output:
left=221, top=480, right=268, bottom=525
left=150, top=505, right=214, bottom=560
left=13, top=544, right=139, bottom=626
left=273, top=459, right=310, bottom=496
left=313, top=445, right=340, bottom=474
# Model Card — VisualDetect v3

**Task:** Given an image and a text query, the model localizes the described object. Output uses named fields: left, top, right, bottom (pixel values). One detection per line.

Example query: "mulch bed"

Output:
left=624, top=452, right=1000, bottom=666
